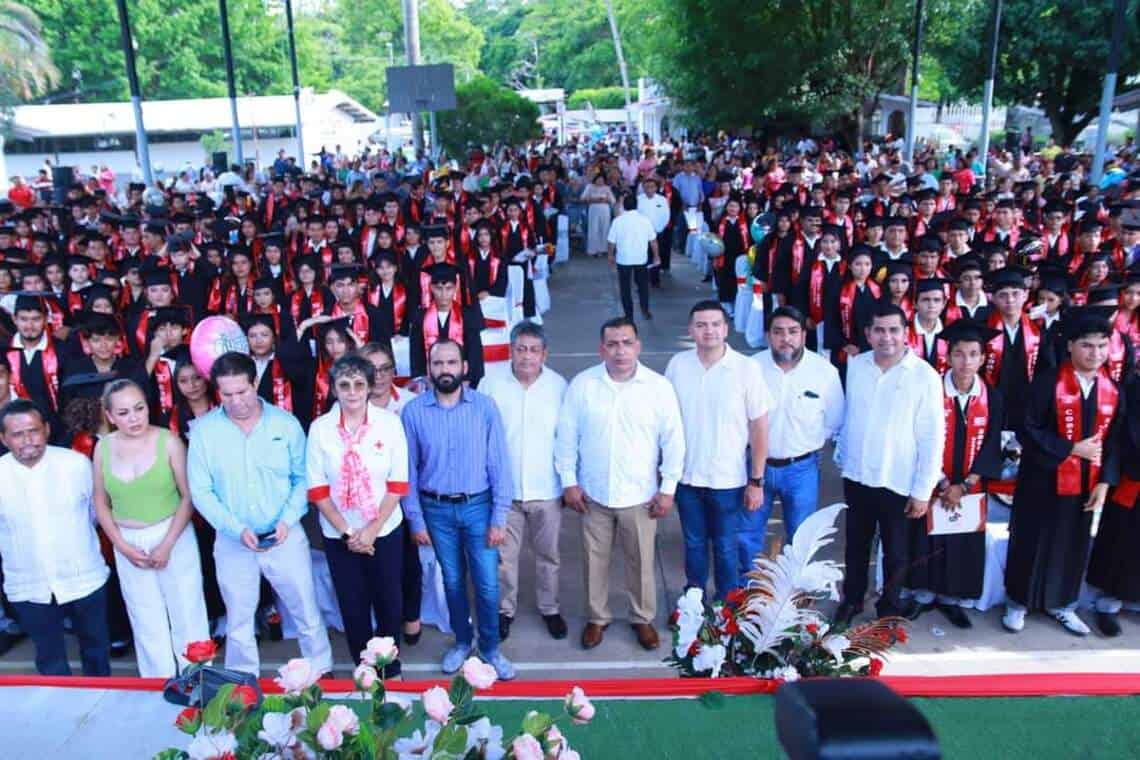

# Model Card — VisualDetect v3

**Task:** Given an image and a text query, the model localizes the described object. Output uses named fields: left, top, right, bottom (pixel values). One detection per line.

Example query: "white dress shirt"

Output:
left=480, top=364, right=568, bottom=502
left=914, top=318, right=942, bottom=357
left=637, top=193, right=671, bottom=234
left=954, top=289, right=987, bottom=318
left=838, top=350, right=945, bottom=500
left=606, top=210, right=657, bottom=266
left=555, top=362, right=685, bottom=508
left=753, top=349, right=845, bottom=460
left=305, top=402, right=408, bottom=540
left=665, top=347, right=769, bottom=488
left=378, top=385, right=418, bottom=416
left=0, top=446, right=109, bottom=604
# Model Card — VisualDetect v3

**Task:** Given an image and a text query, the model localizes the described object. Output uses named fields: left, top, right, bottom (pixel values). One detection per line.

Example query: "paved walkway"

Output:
left=5, top=246, right=1139, bottom=679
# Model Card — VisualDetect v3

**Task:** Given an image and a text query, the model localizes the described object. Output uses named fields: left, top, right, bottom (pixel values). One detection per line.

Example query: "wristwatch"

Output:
left=748, top=476, right=765, bottom=488
left=341, top=528, right=354, bottom=542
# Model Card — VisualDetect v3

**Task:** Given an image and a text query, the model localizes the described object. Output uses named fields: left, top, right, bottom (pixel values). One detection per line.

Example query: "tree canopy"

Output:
left=435, top=75, right=540, bottom=158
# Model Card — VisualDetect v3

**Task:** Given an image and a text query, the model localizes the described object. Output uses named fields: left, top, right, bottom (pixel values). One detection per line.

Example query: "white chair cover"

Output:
left=733, top=256, right=752, bottom=333
left=745, top=281, right=766, bottom=348
left=555, top=214, right=570, bottom=264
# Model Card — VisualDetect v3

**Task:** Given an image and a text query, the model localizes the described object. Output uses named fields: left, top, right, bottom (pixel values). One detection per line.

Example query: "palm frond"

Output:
left=843, top=618, right=908, bottom=658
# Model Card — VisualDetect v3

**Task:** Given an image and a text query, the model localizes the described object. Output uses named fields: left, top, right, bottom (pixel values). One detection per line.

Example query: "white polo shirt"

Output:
left=480, top=364, right=568, bottom=502
left=305, top=402, right=409, bottom=540
left=637, top=192, right=671, bottom=233
left=666, top=347, right=770, bottom=489
left=606, top=209, right=657, bottom=266
left=752, top=349, right=845, bottom=460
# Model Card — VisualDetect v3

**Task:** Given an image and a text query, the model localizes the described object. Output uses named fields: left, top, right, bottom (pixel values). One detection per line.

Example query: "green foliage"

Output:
left=567, top=86, right=627, bottom=109
left=436, top=75, right=540, bottom=157
left=0, top=1, right=59, bottom=112
left=930, top=0, right=1140, bottom=144
left=199, top=129, right=228, bottom=163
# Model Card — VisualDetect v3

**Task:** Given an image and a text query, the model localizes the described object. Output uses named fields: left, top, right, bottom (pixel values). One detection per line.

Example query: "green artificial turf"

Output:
left=452, top=694, right=1140, bottom=760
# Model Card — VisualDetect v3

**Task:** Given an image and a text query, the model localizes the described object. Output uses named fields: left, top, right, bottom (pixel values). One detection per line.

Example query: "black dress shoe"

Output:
left=877, top=599, right=922, bottom=620
left=833, top=602, right=863, bottom=627
left=403, top=624, right=422, bottom=646
left=0, top=630, right=25, bottom=656
left=499, top=614, right=513, bottom=641
left=937, top=603, right=973, bottom=629
left=1095, top=611, right=1122, bottom=638
left=543, top=613, right=568, bottom=640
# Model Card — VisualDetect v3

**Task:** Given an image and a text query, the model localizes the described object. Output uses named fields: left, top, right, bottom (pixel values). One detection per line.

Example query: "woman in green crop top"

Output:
left=92, top=379, right=209, bottom=678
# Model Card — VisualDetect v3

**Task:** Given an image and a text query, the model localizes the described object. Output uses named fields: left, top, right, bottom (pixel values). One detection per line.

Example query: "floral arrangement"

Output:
left=157, top=638, right=593, bottom=759
left=666, top=504, right=907, bottom=680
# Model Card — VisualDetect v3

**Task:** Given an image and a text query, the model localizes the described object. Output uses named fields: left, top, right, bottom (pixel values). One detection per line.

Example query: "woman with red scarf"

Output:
left=1003, top=309, right=1124, bottom=636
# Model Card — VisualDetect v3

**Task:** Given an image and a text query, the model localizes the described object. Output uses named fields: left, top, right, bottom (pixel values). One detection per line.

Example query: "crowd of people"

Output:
left=0, top=128, right=1138, bottom=684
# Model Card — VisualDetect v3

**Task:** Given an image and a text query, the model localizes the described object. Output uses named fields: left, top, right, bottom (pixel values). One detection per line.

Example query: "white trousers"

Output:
left=114, top=517, right=210, bottom=678
left=214, top=526, right=332, bottom=676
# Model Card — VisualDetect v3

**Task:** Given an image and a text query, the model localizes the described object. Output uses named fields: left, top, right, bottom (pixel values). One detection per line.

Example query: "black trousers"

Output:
left=618, top=263, right=650, bottom=318
left=842, top=479, right=911, bottom=613
left=650, top=229, right=672, bottom=285
left=402, top=520, right=422, bottom=623
left=325, top=528, right=404, bottom=675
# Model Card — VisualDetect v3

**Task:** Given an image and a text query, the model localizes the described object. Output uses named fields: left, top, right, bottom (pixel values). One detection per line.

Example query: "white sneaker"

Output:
left=1002, top=607, right=1026, bottom=632
left=1052, top=609, right=1090, bottom=636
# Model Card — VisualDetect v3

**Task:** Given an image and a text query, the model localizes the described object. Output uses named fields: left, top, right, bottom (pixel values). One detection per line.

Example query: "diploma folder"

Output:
left=926, top=493, right=987, bottom=535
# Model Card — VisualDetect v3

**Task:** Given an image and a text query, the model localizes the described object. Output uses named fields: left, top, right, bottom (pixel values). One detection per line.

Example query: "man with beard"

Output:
left=400, top=339, right=516, bottom=679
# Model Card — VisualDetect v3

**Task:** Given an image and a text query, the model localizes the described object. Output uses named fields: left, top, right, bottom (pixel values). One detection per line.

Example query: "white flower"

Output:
left=560, top=750, right=581, bottom=760
left=186, top=730, right=237, bottom=760
left=461, top=656, right=498, bottom=689
left=361, top=635, right=399, bottom=666
left=354, top=663, right=378, bottom=690
left=691, top=642, right=727, bottom=678
left=422, top=685, right=454, bottom=724
left=257, top=711, right=298, bottom=749
left=316, top=720, right=343, bottom=750
left=545, top=724, right=566, bottom=755
left=511, top=734, right=544, bottom=760
left=673, top=587, right=707, bottom=658
left=821, top=634, right=851, bottom=664
left=463, top=717, right=505, bottom=760
left=393, top=720, right=442, bottom=759
left=327, top=704, right=360, bottom=736
left=275, top=657, right=318, bottom=694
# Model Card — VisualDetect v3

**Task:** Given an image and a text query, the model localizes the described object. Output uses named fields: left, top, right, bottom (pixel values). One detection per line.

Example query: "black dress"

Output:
left=1004, top=367, right=1123, bottom=611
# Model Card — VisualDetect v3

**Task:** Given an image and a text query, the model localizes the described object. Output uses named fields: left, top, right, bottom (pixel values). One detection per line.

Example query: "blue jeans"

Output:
left=676, top=484, right=744, bottom=598
left=11, top=582, right=110, bottom=676
left=421, top=491, right=501, bottom=657
left=738, top=453, right=820, bottom=577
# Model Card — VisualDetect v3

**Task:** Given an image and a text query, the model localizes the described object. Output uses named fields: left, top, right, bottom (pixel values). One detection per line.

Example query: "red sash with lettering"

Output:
left=1112, top=476, right=1140, bottom=509
left=983, top=314, right=1040, bottom=386
left=1105, top=328, right=1127, bottom=383
left=312, top=356, right=332, bottom=417
left=7, top=341, right=59, bottom=410
left=290, top=287, right=327, bottom=327
left=153, top=359, right=176, bottom=416
left=909, top=325, right=949, bottom=374
left=943, top=381, right=990, bottom=494
left=808, top=258, right=845, bottom=324
left=422, top=303, right=464, bottom=356
left=1055, top=363, right=1119, bottom=496
left=332, top=300, right=370, bottom=344
left=270, top=357, right=293, bottom=413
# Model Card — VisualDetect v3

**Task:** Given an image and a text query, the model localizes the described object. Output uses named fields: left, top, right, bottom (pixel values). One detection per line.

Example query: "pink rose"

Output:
left=275, top=658, right=318, bottom=695
left=353, top=664, right=378, bottom=691
left=421, top=685, right=454, bottom=724
left=326, top=704, right=359, bottom=736
left=510, top=734, right=544, bottom=760
left=361, top=636, right=398, bottom=667
left=316, top=721, right=343, bottom=751
left=560, top=750, right=581, bottom=760
left=460, top=656, right=497, bottom=690
left=545, top=724, right=565, bottom=754
left=565, top=686, right=595, bottom=725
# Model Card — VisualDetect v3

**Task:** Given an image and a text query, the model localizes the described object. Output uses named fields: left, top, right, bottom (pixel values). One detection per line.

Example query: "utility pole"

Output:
left=113, top=0, right=153, bottom=184
left=401, top=0, right=424, bottom=156
left=978, top=0, right=1002, bottom=183
left=1091, top=0, right=1126, bottom=186
left=603, top=0, right=635, bottom=147
left=218, top=0, right=245, bottom=167
left=904, top=0, right=925, bottom=166
left=284, top=0, right=305, bottom=165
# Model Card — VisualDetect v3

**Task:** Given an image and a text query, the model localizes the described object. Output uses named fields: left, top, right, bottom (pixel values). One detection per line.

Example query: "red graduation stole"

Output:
left=67, top=288, right=85, bottom=315
left=935, top=194, right=956, bottom=213
left=312, top=355, right=332, bottom=418
left=134, top=310, right=153, bottom=355
left=422, top=302, right=464, bottom=356
left=896, top=296, right=915, bottom=322
left=290, top=287, right=327, bottom=327
left=468, top=251, right=501, bottom=292
left=332, top=300, right=370, bottom=344
left=717, top=216, right=749, bottom=270
left=908, top=323, right=949, bottom=373
left=808, top=257, right=845, bottom=324
left=983, top=313, right=1040, bottom=386
left=71, top=431, right=97, bottom=460
left=270, top=357, right=293, bottom=413
left=153, top=358, right=175, bottom=416
left=384, top=214, right=406, bottom=243
left=457, top=226, right=474, bottom=260
left=838, top=279, right=880, bottom=348
left=7, top=339, right=59, bottom=410
left=500, top=221, right=530, bottom=253
left=942, top=380, right=990, bottom=494
left=367, top=282, right=407, bottom=333
left=1105, top=327, right=1127, bottom=383
left=1054, top=363, right=1118, bottom=496
left=360, top=226, right=378, bottom=258
left=45, top=299, right=65, bottom=334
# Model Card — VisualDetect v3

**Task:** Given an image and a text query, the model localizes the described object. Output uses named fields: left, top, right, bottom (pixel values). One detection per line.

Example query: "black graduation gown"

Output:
left=992, top=324, right=1054, bottom=434
left=61, top=355, right=148, bottom=391
left=1004, top=368, right=1124, bottom=611
left=1087, top=372, right=1140, bottom=600
left=407, top=304, right=486, bottom=386
left=469, top=251, right=508, bottom=298
left=501, top=223, right=536, bottom=317
left=810, top=256, right=847, bottom=351
left=174, top=267, right=210, bottom=322
left=254, top=345, right=313, bottom=430
left=371, top=284, right=410, bottom=338
left=906, top=383, right=1005, bottom=599
left=768, top=234, right=811, bottom=313
left=717, top=220, right=748, bottom=303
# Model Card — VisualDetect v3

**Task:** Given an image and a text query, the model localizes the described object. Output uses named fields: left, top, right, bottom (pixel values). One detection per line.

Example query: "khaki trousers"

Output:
left=498, top=498, right=562, bottom=617
left=581, top=498, right=657, bottom=625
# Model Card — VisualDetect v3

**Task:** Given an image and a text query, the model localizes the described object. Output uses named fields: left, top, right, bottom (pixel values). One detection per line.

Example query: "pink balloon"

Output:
left=190, top=316, right=250, bottom=378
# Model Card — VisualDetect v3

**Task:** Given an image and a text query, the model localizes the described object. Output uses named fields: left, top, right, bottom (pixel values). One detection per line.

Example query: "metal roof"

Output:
left=7, top=89, right=379, bottom=139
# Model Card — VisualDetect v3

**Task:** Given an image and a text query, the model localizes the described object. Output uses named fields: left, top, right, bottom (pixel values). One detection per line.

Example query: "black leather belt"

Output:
left=420, top=489, right=490, bottom=504
left=766, top=451, right=816, bottom=468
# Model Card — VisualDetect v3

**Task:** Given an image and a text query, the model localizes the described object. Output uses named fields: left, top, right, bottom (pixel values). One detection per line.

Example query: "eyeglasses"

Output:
left=372, top=364, right=396, bottom=375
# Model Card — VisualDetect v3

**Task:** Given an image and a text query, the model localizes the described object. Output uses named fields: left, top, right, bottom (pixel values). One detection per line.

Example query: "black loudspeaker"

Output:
left=212, top=151, right=229, bottom=173
left=775, top=679, right=941, bottom=760
left=51, top=166, right=75, bottom=204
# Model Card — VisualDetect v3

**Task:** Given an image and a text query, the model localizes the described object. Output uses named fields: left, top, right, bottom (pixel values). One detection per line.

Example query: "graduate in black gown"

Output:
left=1003, top=309, right=1124, bottom=636
left=1086, top=369, right=1140, bottom=637
left=241, top=313, right=312, bottom=430
left=408, top=263, right=485, bottom=386
left=904, top=320, right=1004, bottom=629
left=804, top=224, right=847, bottom=359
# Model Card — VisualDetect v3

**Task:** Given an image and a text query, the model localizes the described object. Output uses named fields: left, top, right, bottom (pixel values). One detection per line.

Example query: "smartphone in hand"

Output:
left=256, top=530, right=277, bottom=549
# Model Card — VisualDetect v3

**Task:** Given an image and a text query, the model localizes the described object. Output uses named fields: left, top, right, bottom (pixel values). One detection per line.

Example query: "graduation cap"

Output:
left=98, top=212, right=121, bottom=226
left=13, top=294, right=47, bottom=313
left=252, top=274, right=277, bottom=291
left=715, top=170, right=735, bottom=183
left=917, top=235, right=943, bottom=253
left=259, top=232, right=285, bottom=249
left=915, top=188, right=937, bottom=203
left=77, top=312, right=122, bottom=337
left=799, top=205, right=823, bottom=220
left=142, top=267, right=174, bottom=288
left=427, top=262, right=460, bottom=283
left=937, top=319, right=1001, bottom=348
left=1036, top=266, right=1074, bottom=296
left=515, top=175, right=535, bottom=190
left=871, top=172, right=892, bottom=185
left=819, top=224, right=845, bottom=240
left=1062, top=306, right=1115, bottom=340
left=128, top=182, right=147, bottom=192
left=66, top=254, right=93, bottom=271
left=915, top=277, right=951, bottom=295
left=884, top=215, right=908, bottom=229
left=995, top=197, right=1016, bottom=210
left=847, top=243, right=876, bottom=262
left=1085, top=284, right=1120, bottom=306
left=863, top=215, right=886, bottom=229
left=317, top=315, right=353, bottom=340
left=60, top=371, right=119, bottom=401
left=241, top=312, right=278, bottom=335
left=329, top=263, right=361, bottom=283
left=986, top=265, right=1031, bottom=292
left=292, top=253, right=320, bottom=276
left=422, top=225, right=449, bottom=241
left=1043, top=199, right=1069, bottom=216
left=883, top=260, right=913, bottom=281
left=150, top=305, right=191, bottom=329
left=144, top=220, right=168, bottom=237
left=119, top=215, right=141, bottom=230
left=82, top=230, right=108, bottom=246
left=370, top=249, right=398, bottom=268
left=82, top=283, right=116, bottom=308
